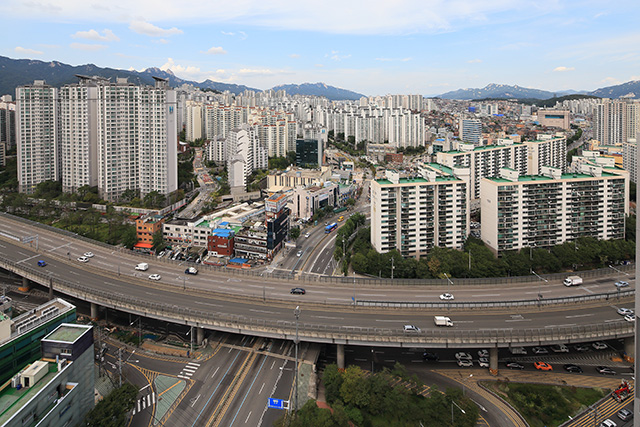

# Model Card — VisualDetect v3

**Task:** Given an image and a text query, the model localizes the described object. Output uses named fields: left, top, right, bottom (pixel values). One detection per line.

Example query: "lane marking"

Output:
left=211, top=367, right=220, bottom=378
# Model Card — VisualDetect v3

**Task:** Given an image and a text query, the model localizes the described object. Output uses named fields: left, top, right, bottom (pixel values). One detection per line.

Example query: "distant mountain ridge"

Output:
left=270, top=82, right=365, bottom=100
left=589, top=80, right=640, bottom=99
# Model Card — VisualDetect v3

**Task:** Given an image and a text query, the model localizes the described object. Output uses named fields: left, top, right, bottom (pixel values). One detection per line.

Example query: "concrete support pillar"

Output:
left=624, top=336, right=634, bottom=360
left=90, top=303, right=99, bottom=320
left=337, top=344, right=345, bottom=369
left=196, top=327, right=204, bottom=346
left=48, top=277, right=53, bottom=300
left=489, top=347, right=499, bottom=374
left=19, top=277, right=30, bottom=292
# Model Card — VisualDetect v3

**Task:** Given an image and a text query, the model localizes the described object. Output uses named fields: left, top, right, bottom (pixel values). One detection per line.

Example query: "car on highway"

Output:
left=439, top=293, right=454, bottom=301
left=422, top=352, right=439, bottom=361
left=477, top=349, right=489, bottom=358
left=457, top=359, right=473, bottom=367
left=592, top=341, right=608, bottom=350
left=624, top=314, right=636, bottom=322
left=478, top=358, right=489, bottom=368
left=77, top=256, right=89, bottom=263
left=37, top=260, right=47, bottom=267
left=617, top=307, right=634, bottom=316
left=595, top=366, right=616, bottom=375
left=534, top=362, right=553, bottom=371
left=185, top=267, right=198, bottom=275
left=290, top=287, right=306, bottom=295
left=617, top=408, right=632, bottom=421
left=563, top=364, right=583, bottom=373
left=573, top=344, right=591, bottom=352
left=455, top=352, right=472, bottom=360
left=532, top=346, right=548, bottom=354
left=614, top=281, right=629, bottom=288
left=550, top=344, right=569, bottom=353
left=304, top=232, right=310, bottom=238
left=403, top=325, right=420, bottom=333
left=148, top=274, right=162, bottom=281
left=83, top=252, right=94, bottom=258
left=505, top=362, right=525, bottom=370
left=296, top=250, right=303, bottom=257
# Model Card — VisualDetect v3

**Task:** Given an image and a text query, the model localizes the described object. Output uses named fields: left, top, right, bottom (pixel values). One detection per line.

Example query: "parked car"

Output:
left=595, top=366, right=616, bottom=375
left=477, top=349, right=489, bottom=358
left=505, top=362, right=525, bottom=370
left=403, top=324, right=420, bottom=333
left=422, top=352, right=439, bottom=361
left=83, top=252, right=94, bottom=258
left=550, top=344, right=569, bottom=353
left=532, top=346, right=548, bottom=354
left=290, top=287, right=306, bottom=295
left=37, top=260, right=47, bottom=267
left=148, top=274, right=162, bottom=281
left=455, top=352, right=472, bottom=360
left=563, top=364, right=583, bottom=373
left=478, top=358, right=489, bottom=368
left=592, top=341, right=608, bottom=350
left=439, top=293, right=454, bottom=301
left=617, top=408, right=633, bottom=421
left=457, top=359, right=473, bottom=367
left=600, top=419, right=617, bottom=427
left=534, top=362, right=553, bottom=371
left=573, top=344, right=591, bottom=352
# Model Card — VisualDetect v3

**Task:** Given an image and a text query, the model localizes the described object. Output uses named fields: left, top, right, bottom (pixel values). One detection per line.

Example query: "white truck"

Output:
left=434, top=316, right=453, bottom=327
left=135, top=263, right=149, bottom=271
left=563, top=275, right=582, bottom=286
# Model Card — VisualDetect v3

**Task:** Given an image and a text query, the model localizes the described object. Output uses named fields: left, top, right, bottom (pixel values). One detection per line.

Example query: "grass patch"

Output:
left=481, top=381, right=609, bottom=427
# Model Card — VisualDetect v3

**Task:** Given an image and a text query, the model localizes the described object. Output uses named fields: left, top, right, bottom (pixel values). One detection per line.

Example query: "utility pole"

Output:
left=118, top=347, right=122, bottom=387
left=391, top=257, right=394, bottom=280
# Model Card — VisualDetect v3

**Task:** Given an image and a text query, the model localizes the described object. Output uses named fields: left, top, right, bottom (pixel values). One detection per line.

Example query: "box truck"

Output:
left=434, top=316, right=453, bottom=327
left=563, top=275, right=582, bottom=286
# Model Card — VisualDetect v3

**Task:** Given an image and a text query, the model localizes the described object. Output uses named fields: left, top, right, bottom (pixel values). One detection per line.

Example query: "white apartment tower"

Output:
left=16, top=81, right=59, bottom=194
left=226, top=125, right=268, bottom=189
left=480, top=165, right=628, bottom=253
left=593, top=99, right=627, bottom=145
left=185, top=101, right=204, bottom=142
left=370, top=166, right=469, bottom=258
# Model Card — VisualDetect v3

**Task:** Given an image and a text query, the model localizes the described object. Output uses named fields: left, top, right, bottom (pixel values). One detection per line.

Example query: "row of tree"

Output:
left=280, top=364, right=477, bottom=427
left=347, top=224, right=635, bottom=279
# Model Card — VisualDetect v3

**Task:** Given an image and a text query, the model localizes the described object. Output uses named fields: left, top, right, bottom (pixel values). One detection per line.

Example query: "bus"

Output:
left=325, top=222, right=338, bottom=233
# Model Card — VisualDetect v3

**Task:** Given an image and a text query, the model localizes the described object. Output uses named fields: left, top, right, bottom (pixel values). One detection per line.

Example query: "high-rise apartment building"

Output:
left=185, top=100, right=204, bottom=142
left=370, top=166, right=469, bottom=258
left=0, top=95, right=16, bottom=150
left=226, top=125, right=268, bottom=189
left=480, top=165, right=628, bottom=253
left=622, top=135, right=638, bottom=183
left=592, top=99, right=640, bottom=145
left=459, top=118, right=482, bottom=145
left=16, top=81, right=59, bottom=194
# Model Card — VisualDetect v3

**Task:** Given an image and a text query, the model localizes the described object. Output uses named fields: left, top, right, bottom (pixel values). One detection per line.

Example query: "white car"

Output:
left=77, top=256, right=89, bottom=263
left=478, top=358, right=489, bottom=368
left=403, top=324, right=420, bottom=333
left=304, top=232, right=310, bottom=238
left=624, top=314, right=636, bottom=322
left=457, top=359, right=473, bottom=367
left=455, top=352, right=472, bottom=360
left=439, top=293, right=454, bottom=301
left=296, top=250, right=303, bottom=257
left=592, top=341, right=608, bottom=350
left=148, top=274, right=162, bottom=281
left=550, top=344, right=569, bottom=353
left=83, top=252, right=94, bottom=258
left=617, top=307, right=634, bottom=316
left=478, top=349, right=489, bottom=358
left=600, top=419, right=617, bottom=427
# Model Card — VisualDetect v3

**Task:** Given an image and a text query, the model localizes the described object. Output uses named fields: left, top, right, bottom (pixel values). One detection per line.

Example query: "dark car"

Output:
left=505, top=362, right=525, bottom=370
left=37, top=260, right=47, bottom=267
left=595, top=366, right=616, bottom=375
left=290, top=287, right=306, bottom=295
left=563, top=364, right=583, bottom=373
left=422, top=352, right=439, bottom=361
left=617, top=408, right=632, bottom=421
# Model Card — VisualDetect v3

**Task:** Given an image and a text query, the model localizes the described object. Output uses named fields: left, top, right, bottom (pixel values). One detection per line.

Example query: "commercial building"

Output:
left=0, top=323, right=95, bottom=427
left=207, top=227, right=235, bottom=257
left=290, top=183, right=339, bottom=220
left=295, top=138, right=322, bottom=168
left=480, top=165, right=628, bottom=253
left=459, top=118, right=482, bottom=145
left=15, top=80, right=59, bottom=194
left=267, top=166, right=332, bottom=193
left=135, top=214, right=165, bottom=251
left=370, top=166, right=470, bottom=258
left=537, top=109, right=570, bottom=130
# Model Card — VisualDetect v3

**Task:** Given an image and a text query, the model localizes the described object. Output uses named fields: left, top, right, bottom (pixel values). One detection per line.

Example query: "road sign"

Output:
left=268, top=398, right=288, bottom=410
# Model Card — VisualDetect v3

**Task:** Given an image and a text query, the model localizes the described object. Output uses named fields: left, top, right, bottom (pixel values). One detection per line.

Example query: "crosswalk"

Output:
left=132, top=392, right=155, bottom=415
left=178, top=361, right=200, bottom=380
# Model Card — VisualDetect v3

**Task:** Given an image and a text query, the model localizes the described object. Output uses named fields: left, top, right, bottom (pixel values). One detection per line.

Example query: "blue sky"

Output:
left=1, top=0, right=639, bottom=96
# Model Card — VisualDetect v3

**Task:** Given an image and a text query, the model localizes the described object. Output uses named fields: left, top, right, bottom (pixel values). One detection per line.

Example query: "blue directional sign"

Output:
left=268, top=398, right=285, bottom=409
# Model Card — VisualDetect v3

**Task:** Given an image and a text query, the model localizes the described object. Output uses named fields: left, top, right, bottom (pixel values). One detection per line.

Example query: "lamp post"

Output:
left=451, top=400, right=466, bottom=424
left=443, top=272, right=453, bottom=295
left=391, top=256, right=395, bottom=280
left=293, top=306, right=301, bottom=413
left=130, top=317, right=142, bottom=348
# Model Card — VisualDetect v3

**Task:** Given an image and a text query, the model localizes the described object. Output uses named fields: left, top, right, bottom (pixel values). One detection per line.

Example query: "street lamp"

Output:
left=451, top=400, right=466, bottom=424
left=293, top=306, right=301, bottom=413
left=130, top=317, right=142, bottom=348
left=390, top=256, right=395, bottom=280
left=443, top=272, right=453, bottom=295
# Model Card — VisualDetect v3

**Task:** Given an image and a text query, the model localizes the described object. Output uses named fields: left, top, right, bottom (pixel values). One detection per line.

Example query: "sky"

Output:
left=1, top=0, right=639, bottom=96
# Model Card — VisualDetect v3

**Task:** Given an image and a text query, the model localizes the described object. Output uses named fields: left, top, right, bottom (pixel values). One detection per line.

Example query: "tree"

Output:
left=84, top=383, right=138, bottom=427
left=290, top=226, right=301, bottom=240
left=152, top=230, right=164, bottom=252
left=339, top=365, right=370, bottom=408
left=322, top=364, right=343, bottom=404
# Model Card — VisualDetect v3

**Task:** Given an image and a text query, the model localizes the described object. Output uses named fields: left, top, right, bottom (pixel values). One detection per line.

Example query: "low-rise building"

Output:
left=135, top=214, right=165, bottom=252
left=290, top=183, right=339, bottom=220
left=207, top=228, right=235, bottom=257
left=267, top=166, right=332, bottom=192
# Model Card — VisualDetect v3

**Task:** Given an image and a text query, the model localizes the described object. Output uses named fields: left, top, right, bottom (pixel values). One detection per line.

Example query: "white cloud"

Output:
left=467, top=59, right=482, bottom=63
left=72, top=29, right=119, bottom=42
left=553, top=66, right=575, bottom=72
left=153, top=39, right=170, bottom=44
left=328, top=51, right=351, bottom=61
left=601, top=77, right=621, bottom=85
left=289, top=54, right=300, bottom=59
left=221, top=30, right=247, bottom=40
left=70, top=42, right=107, bottom=51
left=238, top=68, right=277, bottom=76
left=203, top=46, right=227, bottom=55
left=375, top=57, right=412, bottom=62
left=129, top=21, right=183, bottom=37
left=15, top=46, right=43, bottom=55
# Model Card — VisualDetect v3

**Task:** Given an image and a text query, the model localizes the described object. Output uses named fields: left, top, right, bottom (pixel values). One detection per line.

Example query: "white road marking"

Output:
left=250, top=309, right=275, bottom=314
left=270, top=360, right=276, bottom=370
left=360, top=294, right=387, bottom=297
left=211, top=367, right=220, bottom=378
left=566, top=314, right=594, bottom=318
left=140, top=384, right=150, bottom=391
left=505, top=319, right=532, bottom=322
left=312, top=315, right=344, bottom=320
left=191, top=394, right=201, bottom=407
left=472, top=294, right=501, bottom=297
left=195, top=301, right=223, bottom=307
left=259, top=382, right=265, bottom=394
left=187, top=362, right=200, bottom=367
left=245, top=411, right=252, bottom=424
left=178, top=375, right=190, bottom=379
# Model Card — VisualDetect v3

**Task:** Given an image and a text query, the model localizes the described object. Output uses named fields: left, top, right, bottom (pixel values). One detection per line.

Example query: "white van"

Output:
left=135, top=263, right=149, bottom=271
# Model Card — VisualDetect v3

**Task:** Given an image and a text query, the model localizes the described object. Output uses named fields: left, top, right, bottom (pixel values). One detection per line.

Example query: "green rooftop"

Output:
left=44, top=325, right=86, bottom=343
left=0, top=363, right=58, bottom=425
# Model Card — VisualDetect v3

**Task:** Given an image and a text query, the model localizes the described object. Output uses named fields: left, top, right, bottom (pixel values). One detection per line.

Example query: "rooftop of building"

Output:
left=43, top=323, right=91, bottom=344
left=487, top=171, right=622, bottom=183
left=0, top=299, right=75, bottom=346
